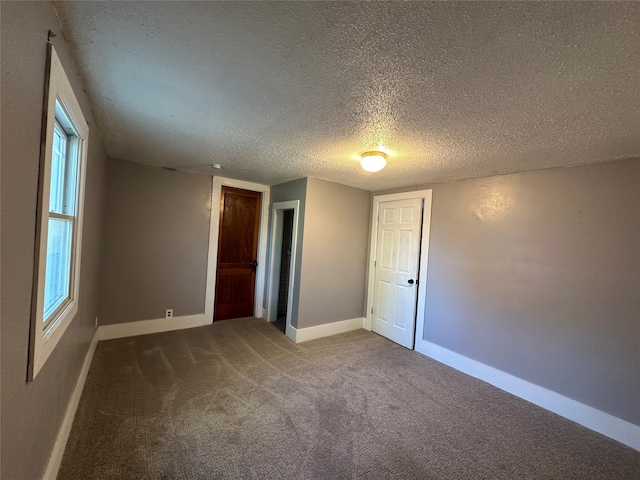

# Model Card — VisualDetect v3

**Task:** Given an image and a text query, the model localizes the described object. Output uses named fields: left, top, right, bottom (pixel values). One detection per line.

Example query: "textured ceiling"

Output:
left=55, top=1, right=640, bottom=191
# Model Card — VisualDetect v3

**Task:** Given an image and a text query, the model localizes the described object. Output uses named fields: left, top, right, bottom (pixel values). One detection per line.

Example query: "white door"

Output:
left=372, top=198, right=423, bottom=348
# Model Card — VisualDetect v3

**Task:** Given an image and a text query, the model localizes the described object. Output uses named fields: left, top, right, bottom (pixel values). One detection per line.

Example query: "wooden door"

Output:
left=372, top=198, right=423, bottom=348
left=214, top=186, right=261, bottom=320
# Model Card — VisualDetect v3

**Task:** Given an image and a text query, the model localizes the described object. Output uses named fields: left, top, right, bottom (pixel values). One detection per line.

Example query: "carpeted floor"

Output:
left=273, top=314, right=286, bottom=333
left=58, top=317, right=640, bottom=479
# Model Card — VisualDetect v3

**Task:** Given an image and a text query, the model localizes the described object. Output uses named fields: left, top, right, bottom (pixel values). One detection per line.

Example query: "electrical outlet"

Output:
left=165, top=309, right=173, bottom=318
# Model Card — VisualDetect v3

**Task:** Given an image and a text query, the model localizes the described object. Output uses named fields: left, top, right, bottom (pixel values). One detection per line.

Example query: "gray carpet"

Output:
left=58, top=317, right=640, bottom=479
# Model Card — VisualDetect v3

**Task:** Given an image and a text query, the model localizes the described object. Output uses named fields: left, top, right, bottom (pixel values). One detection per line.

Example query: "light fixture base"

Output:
left=360, top=151, right=388, bottom=159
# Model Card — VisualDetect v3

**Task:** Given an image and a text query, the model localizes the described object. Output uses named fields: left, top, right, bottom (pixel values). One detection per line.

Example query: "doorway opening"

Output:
left=267, top=200, right=300, bottom=342
left=274, top=209, right=294, bottom=332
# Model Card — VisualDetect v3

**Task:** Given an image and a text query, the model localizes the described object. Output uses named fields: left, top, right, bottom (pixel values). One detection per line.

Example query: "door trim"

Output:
left=365, top=190, right=433, bottom=348
left=266, top=200, right=300, bottom=342
left=205, top=177, right=270, bottom=324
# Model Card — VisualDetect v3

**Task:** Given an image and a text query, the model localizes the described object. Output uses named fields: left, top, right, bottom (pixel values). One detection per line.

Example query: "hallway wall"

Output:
left=1, top=3, right=108, bottom=478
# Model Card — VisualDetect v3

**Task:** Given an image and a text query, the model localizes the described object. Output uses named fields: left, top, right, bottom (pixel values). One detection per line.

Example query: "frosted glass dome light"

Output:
left=360, top=151, right=387, bottom=172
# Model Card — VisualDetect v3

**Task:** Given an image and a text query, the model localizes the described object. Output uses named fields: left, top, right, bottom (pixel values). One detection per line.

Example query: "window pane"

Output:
left=64, top=139, right=79, bottom=216
left=50, top=122, right=67, bottom=214
left=43, top=217, right=73, bottom=321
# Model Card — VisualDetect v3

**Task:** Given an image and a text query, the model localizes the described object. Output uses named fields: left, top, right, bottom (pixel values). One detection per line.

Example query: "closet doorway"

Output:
left=267, top=200, right=300, bottom=341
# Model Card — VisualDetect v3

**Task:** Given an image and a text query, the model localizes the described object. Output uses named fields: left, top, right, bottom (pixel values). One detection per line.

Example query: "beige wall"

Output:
left=99, top=158, right=211, bottom=325
left=297, top=179, right=371, bottom=328
left=375, top=158, right=640, bottom=425
left=1, top=3, right=108, bottom=478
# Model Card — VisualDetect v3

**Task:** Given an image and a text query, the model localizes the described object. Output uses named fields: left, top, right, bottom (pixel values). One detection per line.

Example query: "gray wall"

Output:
left=270, top=178, right=307, bottom=327
left=298, top=179, right=371, bottom=328
left=1, top=3, right=108, bottom=478
left=99, top=158, right=211, bottom=325
left=375, top=158, right=640, bottom=426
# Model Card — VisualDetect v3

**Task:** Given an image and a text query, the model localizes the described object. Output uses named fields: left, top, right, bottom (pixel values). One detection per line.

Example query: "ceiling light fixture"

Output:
left=360, top=150, right=388, bottom=172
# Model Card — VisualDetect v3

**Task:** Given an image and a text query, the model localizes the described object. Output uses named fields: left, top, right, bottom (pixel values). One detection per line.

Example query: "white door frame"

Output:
left=266, top=200, right=300, bottom=342
left=365, top=190, right=433, bottom=348
left=204, top=176, right=270, bottom=324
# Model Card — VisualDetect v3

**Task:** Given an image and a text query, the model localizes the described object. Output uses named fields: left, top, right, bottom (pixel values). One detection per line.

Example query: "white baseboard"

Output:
left=97, top=314, right=208, bottom=341
left=415, top=339, right=640, bottom=452
left=289, top=317, right=364, bottom=343
left=43, top=328, right=99, bottom=480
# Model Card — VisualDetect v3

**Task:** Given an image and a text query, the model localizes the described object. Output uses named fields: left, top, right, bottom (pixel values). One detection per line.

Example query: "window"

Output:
left=30, top=45, right=89, bottom=379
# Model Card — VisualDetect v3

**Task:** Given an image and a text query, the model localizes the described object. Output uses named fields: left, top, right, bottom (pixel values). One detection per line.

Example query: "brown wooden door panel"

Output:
left=214, top=186, right=261, bottom=321
left=214, top=271, right=255, bottom=319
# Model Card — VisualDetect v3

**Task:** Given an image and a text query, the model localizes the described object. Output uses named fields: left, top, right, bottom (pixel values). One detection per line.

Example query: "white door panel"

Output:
left=371, top=198, right=423, bottom=348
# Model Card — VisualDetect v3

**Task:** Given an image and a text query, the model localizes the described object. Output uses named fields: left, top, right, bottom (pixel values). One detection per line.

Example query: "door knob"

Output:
left=252, top=260, right=258, bottom=271
left=408, top=279, right=415, bottom=284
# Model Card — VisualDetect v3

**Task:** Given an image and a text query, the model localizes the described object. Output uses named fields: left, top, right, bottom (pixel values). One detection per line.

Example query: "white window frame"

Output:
left=29, top=45, right=89, bottom=380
